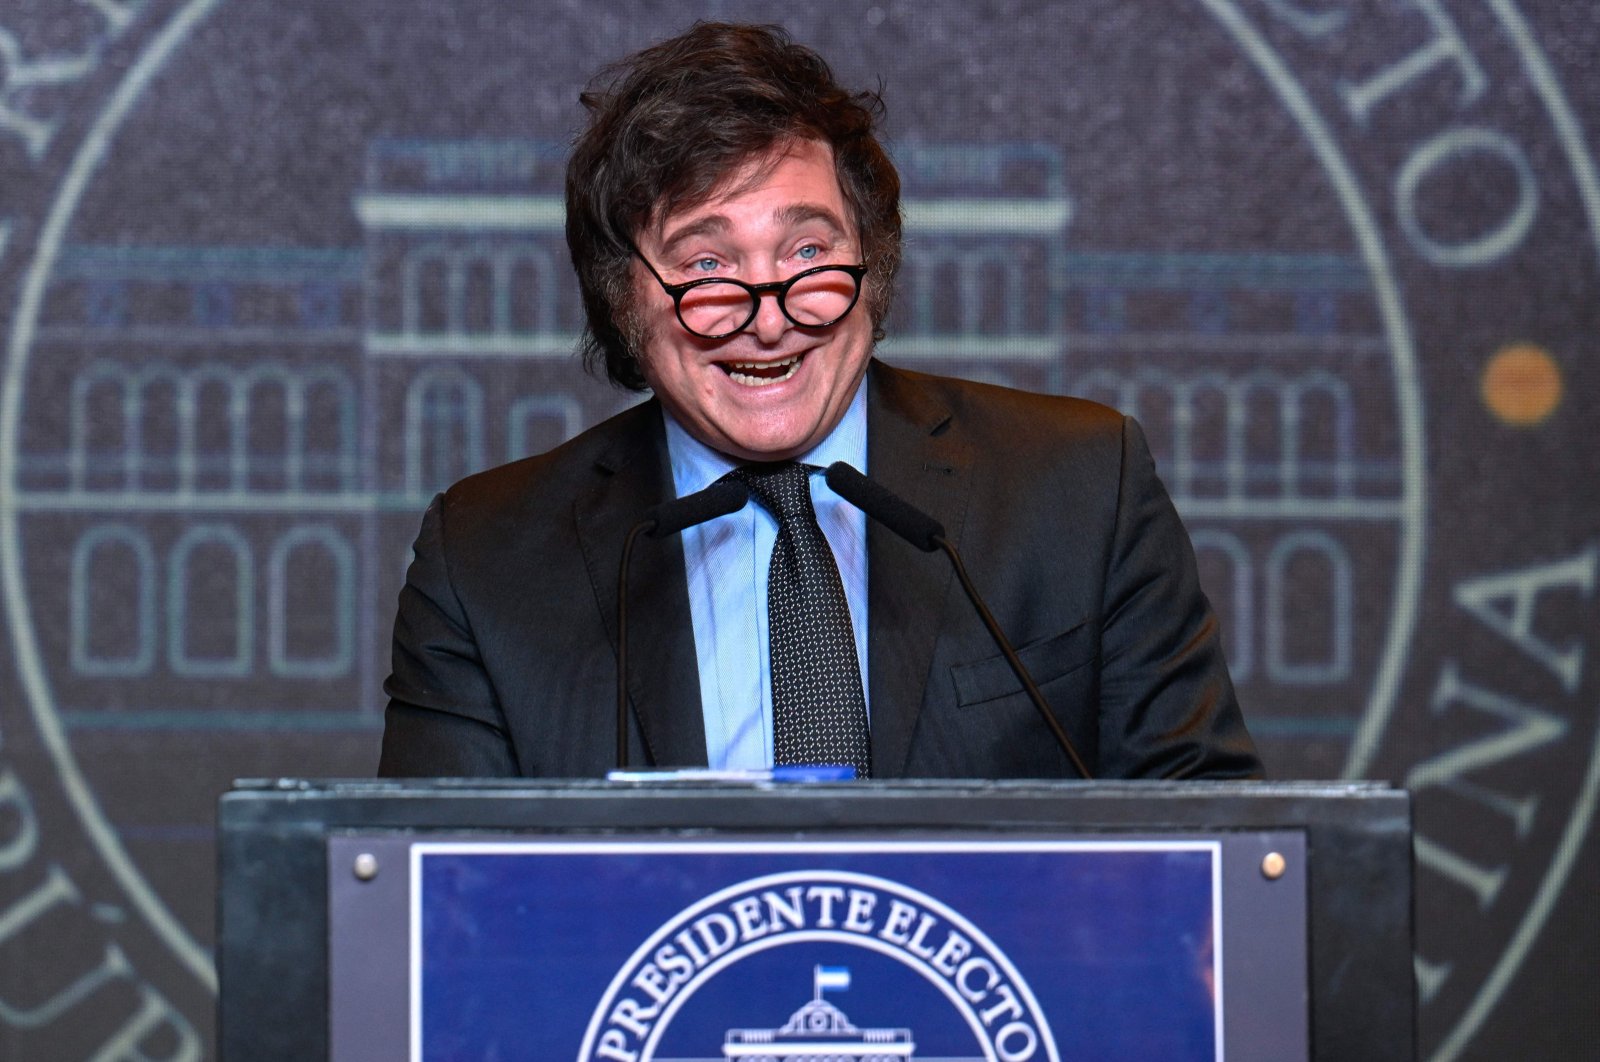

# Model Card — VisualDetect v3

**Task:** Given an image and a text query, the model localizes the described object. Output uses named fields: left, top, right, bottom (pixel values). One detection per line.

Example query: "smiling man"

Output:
left=626, top=139, right=874, bottom=463
left=378, top=22, right=1260, bottom=781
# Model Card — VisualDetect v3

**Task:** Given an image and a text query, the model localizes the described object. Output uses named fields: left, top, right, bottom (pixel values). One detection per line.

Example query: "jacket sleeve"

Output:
left=378, top=494, right=521, bottom=777
left=1094, top=417, right=1263, bottom=779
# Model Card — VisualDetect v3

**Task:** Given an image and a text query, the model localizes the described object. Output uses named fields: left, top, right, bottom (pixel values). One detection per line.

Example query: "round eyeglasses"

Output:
left=633, top=250, right=868, bottom=339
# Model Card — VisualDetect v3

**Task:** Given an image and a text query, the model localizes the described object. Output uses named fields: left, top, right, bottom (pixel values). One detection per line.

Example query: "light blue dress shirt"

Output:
left=662, top=380, right=869, bottom=770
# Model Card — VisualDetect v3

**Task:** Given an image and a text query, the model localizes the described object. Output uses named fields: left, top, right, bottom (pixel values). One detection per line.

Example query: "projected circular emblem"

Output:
left=1187, top=6, right=1600, bottom=1061
left=579, top=871, right=1057, bottom=1062
left=0, top=1, right=1593, bottom=1057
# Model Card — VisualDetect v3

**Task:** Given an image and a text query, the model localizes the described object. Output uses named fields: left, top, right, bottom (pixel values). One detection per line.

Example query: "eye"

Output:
left=691, top=257, right=721, bottom=273
left=795, top=244, right=820, bottom=261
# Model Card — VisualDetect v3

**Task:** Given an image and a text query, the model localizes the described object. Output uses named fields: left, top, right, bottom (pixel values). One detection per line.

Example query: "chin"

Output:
left=726, top=440, right=809, bottom=463
left=717, top=419, right=821, bottom=463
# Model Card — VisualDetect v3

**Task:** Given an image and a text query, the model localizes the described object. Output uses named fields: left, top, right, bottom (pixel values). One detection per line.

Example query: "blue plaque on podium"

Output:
left=413, top=839, right=1227, bottom=1061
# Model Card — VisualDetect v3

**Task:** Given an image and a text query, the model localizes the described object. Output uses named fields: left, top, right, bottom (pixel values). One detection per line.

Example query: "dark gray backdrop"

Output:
left=0, top=0, right=1595, bottom=1057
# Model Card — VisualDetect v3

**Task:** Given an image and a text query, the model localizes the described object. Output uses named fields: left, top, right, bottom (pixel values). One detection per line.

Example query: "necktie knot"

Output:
left=724, top=462, right=818, bottom=528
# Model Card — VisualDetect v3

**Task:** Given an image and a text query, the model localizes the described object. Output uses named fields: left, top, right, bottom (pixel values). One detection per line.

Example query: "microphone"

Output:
left=616, top=480, right=748, bottom=769
left=822, top=461, right=944, bottom=551
left=823, top=462, right=1093, bottom=779
left=643, top=481, right=750, bottom=539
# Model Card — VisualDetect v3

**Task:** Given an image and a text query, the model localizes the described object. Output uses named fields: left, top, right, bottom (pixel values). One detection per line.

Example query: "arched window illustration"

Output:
left=463, top=256, right=494, bottom=335
left=1266, top=531, right=1353, bottom=684
left=71, top=525, right=157, bottom=677
left=1229, top=371, right=1286, bottom=498
left=508, top=395, right=582, bottom=460
left=504, top=246, right=559, bottom=334
left=1190, top=529, right=1254, bottom=681
left=167, top=525, right=254, bottom=678
left=190, top=367, right=244, bottom=491
left=1179, top=375, right=1232, bottom=499
left=68, top=363, right=200, bottom=493
left=896, top=244, right=945, bottom=334
left=268, top=526, right=354, bottom=679
left=70, top=363, right=134, bottom=491
left=964, top=245, right=1028, bottom=335
left=406, top=369, right=485, bottom=496
left=134, top=368, right=184, bottom=491
left=244, top=369, right=294, bottom=492
left=927, top=258, right=963, bottom=335
left=300, top=369, right=358, bottom=492
left=1125, top=371, right=1180, bottom=480
left=1284, top=372, right=1355, bottom=499
left=406, top=247, right=455, bottom=335
left=903, top=244, right=1032, bottom=337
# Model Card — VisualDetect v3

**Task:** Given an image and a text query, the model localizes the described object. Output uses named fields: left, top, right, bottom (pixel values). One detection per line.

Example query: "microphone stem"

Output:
left=934, top=535, right=1094, bottom=780
left=616, top=520, right=651, bottom=769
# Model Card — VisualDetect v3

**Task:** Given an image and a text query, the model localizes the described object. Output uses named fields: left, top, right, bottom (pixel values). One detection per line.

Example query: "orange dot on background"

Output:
left=1481, top=342, right=1563, bottom=426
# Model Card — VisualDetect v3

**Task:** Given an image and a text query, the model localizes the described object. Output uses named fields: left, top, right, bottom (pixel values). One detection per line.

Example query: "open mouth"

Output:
left=718, top=354, right=803, bottom=387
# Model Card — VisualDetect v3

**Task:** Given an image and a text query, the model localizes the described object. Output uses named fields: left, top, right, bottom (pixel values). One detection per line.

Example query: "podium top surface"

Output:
left=219, top=777, right=1409, bottom=834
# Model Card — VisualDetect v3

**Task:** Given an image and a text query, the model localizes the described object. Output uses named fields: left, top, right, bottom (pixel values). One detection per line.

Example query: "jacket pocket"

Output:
left=950, top=621, right=1094, bottom=707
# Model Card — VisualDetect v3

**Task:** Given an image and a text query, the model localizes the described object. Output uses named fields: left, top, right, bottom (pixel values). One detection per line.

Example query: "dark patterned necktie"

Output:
left=724, top=462, right=871, bottom=778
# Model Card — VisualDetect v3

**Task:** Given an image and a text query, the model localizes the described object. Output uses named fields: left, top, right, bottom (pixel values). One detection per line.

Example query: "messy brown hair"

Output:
left=566, top=22, right=902, bottom=389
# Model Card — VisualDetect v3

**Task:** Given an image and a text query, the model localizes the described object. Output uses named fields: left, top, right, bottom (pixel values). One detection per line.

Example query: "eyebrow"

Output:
left=775, top=203, right=849, bottom=234
left=658, top=215, right=731, bottom=259
left=655, top=203, right=851, bottom=260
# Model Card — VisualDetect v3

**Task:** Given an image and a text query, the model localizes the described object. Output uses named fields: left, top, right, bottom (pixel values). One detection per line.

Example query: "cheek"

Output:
left=839, top=317, right=876, bottom=370
left=616, top=294, right=655, bottom=356
left=621, top=267, right=674, bottom=353
left=854, top=261, right=886, bottom=321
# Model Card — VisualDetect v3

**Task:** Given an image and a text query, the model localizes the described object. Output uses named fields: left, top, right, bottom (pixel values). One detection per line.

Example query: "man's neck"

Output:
left=661, top=375, right=869, bottom=497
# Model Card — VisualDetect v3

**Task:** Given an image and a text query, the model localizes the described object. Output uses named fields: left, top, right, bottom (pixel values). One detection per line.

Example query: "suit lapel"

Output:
left=573, top=402, right=710, bottom=767
left=570, top=365, right=967, bottom=774
left=866, top=363, right=972, bottom=777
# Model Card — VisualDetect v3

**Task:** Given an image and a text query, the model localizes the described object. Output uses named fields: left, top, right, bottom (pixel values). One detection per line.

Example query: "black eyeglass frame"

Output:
left=631, top=246, right=869, bottom=340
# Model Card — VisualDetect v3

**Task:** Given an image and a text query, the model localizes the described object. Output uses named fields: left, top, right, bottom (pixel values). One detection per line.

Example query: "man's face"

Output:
left=631, top=139, right=874, bottom=463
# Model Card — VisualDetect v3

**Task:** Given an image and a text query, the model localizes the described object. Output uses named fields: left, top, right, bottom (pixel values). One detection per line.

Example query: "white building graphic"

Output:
left=723, top=966, right=915, bottom=1061
left=18, top=137, right=1400, bottom=751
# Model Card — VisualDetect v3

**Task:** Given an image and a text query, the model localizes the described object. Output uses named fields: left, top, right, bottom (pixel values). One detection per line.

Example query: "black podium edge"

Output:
left=216, top=779, right=1414, bottom=1061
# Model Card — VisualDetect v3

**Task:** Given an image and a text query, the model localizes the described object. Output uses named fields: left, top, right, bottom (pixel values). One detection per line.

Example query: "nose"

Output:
left=746, top=286, right=790, bottom=344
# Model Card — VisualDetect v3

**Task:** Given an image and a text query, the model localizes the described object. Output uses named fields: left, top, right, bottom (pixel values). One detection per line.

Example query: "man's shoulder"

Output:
left=871, top=361, right=1127, bottom=452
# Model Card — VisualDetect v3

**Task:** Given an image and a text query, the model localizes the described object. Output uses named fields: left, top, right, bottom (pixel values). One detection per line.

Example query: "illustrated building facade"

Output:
left=724, top=989, right=915, bottom=1061
left=22, top=138, right=1401, bottom=768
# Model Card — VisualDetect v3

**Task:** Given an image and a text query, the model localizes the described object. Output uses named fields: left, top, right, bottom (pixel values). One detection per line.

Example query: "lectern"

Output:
left=217, top=780, right=1413, bottom=1061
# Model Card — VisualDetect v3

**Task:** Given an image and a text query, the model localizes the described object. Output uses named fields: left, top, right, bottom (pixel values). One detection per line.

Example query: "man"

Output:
left=379, top=22, right=1260, bottom=780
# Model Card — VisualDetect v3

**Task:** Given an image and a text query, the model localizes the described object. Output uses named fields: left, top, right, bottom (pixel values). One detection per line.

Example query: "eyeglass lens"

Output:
left=678, top=268, right=859, bottom=336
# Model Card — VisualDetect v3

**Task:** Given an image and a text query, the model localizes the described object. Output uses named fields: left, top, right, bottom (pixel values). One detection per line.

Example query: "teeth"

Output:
left=727, top=356, right=798, bottom=370
left=726, top=355, right=801, bottom=387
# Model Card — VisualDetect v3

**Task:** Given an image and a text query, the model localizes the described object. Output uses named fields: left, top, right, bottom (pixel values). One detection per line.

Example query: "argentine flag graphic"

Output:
left=815, top=965, right=851, bottom=995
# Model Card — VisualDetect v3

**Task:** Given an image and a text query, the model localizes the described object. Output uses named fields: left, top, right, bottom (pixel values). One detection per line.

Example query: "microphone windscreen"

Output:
left=824, top=462, right=944, bottom=552
left=645, top=480, right=748, bottom=539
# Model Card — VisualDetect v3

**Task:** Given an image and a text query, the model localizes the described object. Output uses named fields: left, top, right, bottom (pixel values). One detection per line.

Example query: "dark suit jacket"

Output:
left=379, top=361, right=1260, bottom=779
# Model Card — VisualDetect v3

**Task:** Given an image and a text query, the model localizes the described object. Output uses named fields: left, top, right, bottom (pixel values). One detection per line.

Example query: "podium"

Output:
left=217, top=780, right=1413, bottom=1061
